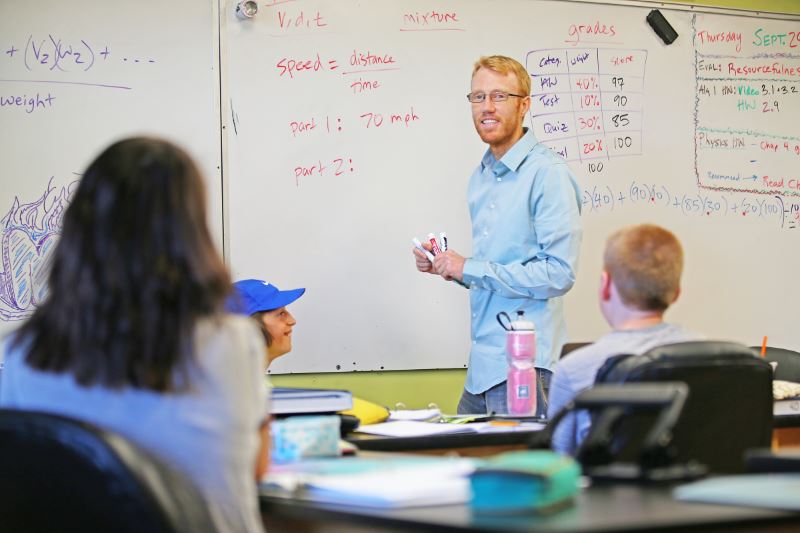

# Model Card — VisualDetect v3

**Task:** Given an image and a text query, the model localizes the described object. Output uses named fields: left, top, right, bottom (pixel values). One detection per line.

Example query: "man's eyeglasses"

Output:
left=466, top=91, right=527, bottom=104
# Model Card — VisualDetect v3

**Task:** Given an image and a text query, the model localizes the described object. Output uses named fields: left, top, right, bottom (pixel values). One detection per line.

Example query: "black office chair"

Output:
left=537, top=381, right=705, bottom=481
left=751, top=346, right=800, bottom=382
left=592, top=341, right=773, bottom=475
left=0, top=409, right=216, bottom=533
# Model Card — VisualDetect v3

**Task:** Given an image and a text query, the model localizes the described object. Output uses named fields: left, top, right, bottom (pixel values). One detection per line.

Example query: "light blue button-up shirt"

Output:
left=461, top=128, right=582, bottom=394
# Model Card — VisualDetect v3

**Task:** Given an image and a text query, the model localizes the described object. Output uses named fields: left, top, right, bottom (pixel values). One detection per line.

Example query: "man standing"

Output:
left=547, top=224, right=701, bottom=455
left=414, top=55, right=582, bottom=416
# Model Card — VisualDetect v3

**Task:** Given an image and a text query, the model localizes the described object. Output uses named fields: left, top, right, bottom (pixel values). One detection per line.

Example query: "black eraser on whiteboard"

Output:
left=647, top=9, right=678, bottom=45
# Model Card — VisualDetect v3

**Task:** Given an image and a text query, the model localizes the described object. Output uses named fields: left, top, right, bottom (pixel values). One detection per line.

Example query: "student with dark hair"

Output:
left=227, top=279, right=305, bottom=367
left=547, top=223, right=701, bottom=455
left=0, top=137, right=269, bottom=532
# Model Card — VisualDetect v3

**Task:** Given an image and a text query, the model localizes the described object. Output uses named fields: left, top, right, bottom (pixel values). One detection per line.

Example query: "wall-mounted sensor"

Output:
left=235, top=1, right=258, bottom=20
left=647, top=10, right=678, bottom=45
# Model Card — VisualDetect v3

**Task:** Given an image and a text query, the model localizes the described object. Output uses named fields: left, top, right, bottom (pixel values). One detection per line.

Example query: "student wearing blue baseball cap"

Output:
left=227, top=279, right=305, bottom=366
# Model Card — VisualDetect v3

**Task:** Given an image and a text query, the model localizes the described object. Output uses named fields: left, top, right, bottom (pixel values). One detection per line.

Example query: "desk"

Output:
left=346, top=428, right=544, bottom=457
left=774, top=413, right=800, bottom=448
left=347, top=408, right=800, bottom=454
left=260, top=483, right=800, bottom=533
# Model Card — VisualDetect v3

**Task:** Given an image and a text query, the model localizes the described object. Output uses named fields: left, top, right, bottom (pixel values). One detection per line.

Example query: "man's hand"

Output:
left=433, top=250, right=465, bottom=282
left=412, top=242, right=435, bottom=273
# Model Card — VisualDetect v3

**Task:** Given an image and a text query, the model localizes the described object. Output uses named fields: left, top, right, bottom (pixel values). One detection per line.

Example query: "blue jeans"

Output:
left=457, top=369, right=552, bottom=418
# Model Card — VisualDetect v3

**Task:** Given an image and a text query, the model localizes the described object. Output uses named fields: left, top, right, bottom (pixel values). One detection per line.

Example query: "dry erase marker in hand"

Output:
left=439, top=232, right=448, bottom=252
left=412, top=238, right=435, bottom=262
left=427, top=233, right=441, bottom=255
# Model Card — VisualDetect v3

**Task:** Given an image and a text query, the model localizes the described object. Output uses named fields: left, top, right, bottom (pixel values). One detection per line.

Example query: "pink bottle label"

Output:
left=507, top=367, right=536, bottom=415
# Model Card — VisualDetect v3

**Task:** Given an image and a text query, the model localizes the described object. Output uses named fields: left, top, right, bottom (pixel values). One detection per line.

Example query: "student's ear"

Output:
left=599, top=270, right=612, bottom=301
left=672, top=285, right=681, bottom=303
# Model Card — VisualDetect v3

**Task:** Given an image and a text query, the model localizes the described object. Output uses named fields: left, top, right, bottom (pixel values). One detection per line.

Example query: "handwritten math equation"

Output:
left=4, top=34, right=108, bottom=73
left=526, top=47, right=647, bottom=164
left=2, top=34, right=154, bottom=73
left=582, top=180, right=799, bottom=229
left=274, top=48, right=402, bottom=97
left=266, top=3, right=465, bottom=94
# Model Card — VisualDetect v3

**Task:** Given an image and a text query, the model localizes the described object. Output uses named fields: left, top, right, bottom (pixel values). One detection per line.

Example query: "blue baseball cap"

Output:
left=226, top=279, right=305, bottom=315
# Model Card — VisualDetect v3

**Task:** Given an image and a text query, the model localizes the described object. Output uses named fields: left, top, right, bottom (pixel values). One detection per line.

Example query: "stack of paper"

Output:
left=354, top=420, right=476, bottom=437
left=262, top=456, right=477, bottom=508
left=353, top=420, right=546, bottom=437
left=302, top=460, right=475, bottom=507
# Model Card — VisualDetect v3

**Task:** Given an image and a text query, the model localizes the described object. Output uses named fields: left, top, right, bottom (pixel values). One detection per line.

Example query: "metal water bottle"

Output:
left=498, top=310, right=537, bottom=416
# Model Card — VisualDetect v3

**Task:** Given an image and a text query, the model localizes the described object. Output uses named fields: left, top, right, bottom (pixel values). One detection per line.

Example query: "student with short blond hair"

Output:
left=547, top=223, right=701, bottom=455
left=604, top=223, right=683, bottom=312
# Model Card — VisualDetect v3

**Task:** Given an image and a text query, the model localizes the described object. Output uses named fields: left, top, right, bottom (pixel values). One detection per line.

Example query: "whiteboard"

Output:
left=5, top=1, right=795, bottom=372
left=0, top=0, right=222, bottom=338
left=224, top=0, right=800, bottom=374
